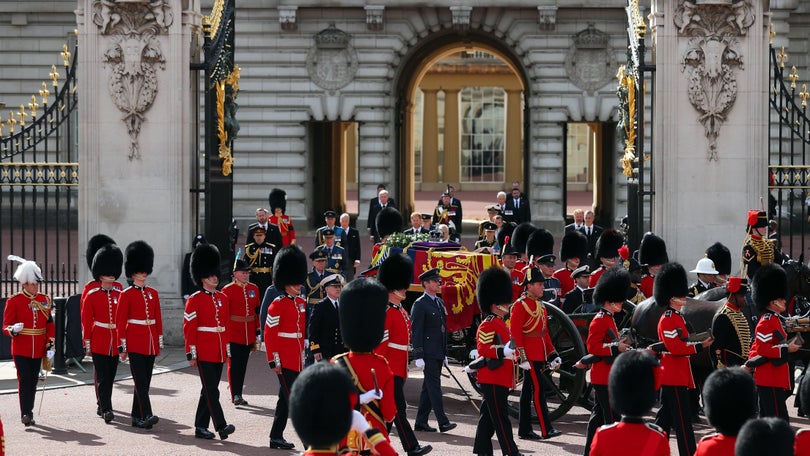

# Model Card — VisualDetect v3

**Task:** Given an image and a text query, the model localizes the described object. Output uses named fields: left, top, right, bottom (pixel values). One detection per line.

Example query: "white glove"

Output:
left=519, top=361, right=531, bottom=371
left=463, top=365, right=474, bottom=374
left=46, top=350, right=55, bottom=361
left=359, top=389, right=382, bottom=404
left=351, top=410, right=371, bottom=433
left=415, top=358, right=425, bottom=369
left=443, top=356, right=449, bottom=367
left=548, top=356, right=562, bottom=371
left=468, top=349, right=479, bottom=359
left=503, top=346, right=516, bottom=358
left=11, top=322, right=23, bottom=336
left=159, top=335, right=164, bottom=349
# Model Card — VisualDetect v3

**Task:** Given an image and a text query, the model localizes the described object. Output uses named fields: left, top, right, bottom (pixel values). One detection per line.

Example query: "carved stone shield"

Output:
left=306, top=25, right=358, bottom=91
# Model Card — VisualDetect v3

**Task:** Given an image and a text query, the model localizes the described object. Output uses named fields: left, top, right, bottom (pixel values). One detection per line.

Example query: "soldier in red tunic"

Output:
left=471, top=266, right=521, bottom=456
left=2, top=255, right=55, bottom=427
left=264, top=245, right=308, bottom=450
left=184, top=244, right=236, bottom=440
left=638, top=233, right=668, bottom=299
left=269, top=188, right=296, bottom=246
left=370, top=206, right=403, bottom=266
left=374, top=253, right=432, bottom=456
left=222, top=253, right=261, bottom=406
left=590, top=350, right=668, bottom=456
left=553, top=230, right=587, bottom=299
left=80, top=234, right=123, bottom=306
left=80, top=244, right=124, bottom=423
left=652, top=262, right=713, bottom=456
left=116, top=241, right=163, bottom=430
left=582, top=268, right=632, bottom=456
left=745, top=263, right=800, bottom=420
left=500, top=243, right=525, bottom=302
left=695, top=367, right=757, bottom=456
left=509, top=222, right=536, bottom=272
left=588, top=229, right=624, bottom=289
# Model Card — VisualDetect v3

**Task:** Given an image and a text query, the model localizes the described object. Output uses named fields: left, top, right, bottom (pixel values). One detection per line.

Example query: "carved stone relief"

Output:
left=565, top=24, right=615, bottom=96
left=674, top=0, right=755, bottom=160
left=92, top=0, right=173, bottom=159
left=306, top=24, right=358, bottom=93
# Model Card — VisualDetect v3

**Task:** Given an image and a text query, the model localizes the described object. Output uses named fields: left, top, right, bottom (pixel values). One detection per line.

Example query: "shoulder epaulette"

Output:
left=664, top=309, right=673, bottom=317
left=699, top=432, right=719, bottom=442
left=763, top=313, right=772, bottom=320
left=86, top=287, right=102, bottom=296
left=484, top=314, right=496, bottom=322
left=645, top=422, right=666, bottom=436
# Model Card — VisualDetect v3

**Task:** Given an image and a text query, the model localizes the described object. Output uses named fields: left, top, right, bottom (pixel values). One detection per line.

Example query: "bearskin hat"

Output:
left=752, top=263, right=787, bottom=312
left=593, top=267, right=630, bottom=305
left=191, top=243, right=221, bottom=287
left=639, top=233, right=668, bottom=266
left=86, top=234, right=116, bottom=270
left=735, top=417, right=795, bottom=456
left=560, top=230, right=587, bottom=262
left=608, top=350, right=661, bottom=417
left=124, top=240, right=154, bottom=277
left=653, top=262, right=688, bottom=307
left=375, top=206, right=403, bottom=239
left=525, top=228, right=554, bottom=259
left=377, top=253, right=413, bottom=291
left=290, top=362, right=354, bottom=448
left=595, top=229, right=624, bottom=260
left=339, top=278, right=388, bottom=352
left=8, top=255, right=42, bottom=285
left=272, top=245, right=308, bottom=290
left=705, top=242, right=732, bottom=276
left=268, top=188, right=287, bottom=214
left=476, top=266, right=513, bottom=314
left=703, top=367, right=756, bottom=436
left=510, top=222, right=536, bottom=256
left=497, top=222, right=516, bottom=251
left=91, top=244, right=123, bottom=280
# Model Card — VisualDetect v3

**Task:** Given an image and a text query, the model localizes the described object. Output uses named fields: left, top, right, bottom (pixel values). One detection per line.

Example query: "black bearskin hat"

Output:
left=593, top=267, right=630, bottom=305
left=86, top=233, right=116, bottom=270
left=525, top=228, right=554, bottom=259
left=752, top=263, right=787, bottom=312
left=339, top=278, right=388, bottom=352
left=91, top=244, right=123, bottom=281
left=653, top=262, right=688, bottom=307
left=496, top=222, right=516, bottom=252
left=560, top=230, right=587, bottom=262
left=735, top=417, right=795, bottom=456
left=476, top=266, right=513, bottom=314
left=595, top=229, right=624, bottom=259
left=639, top=233, right=668, bottom=266
left=273, top=245, right=308, bottom=290
left=510, top=222, right=536, bottom=256
left=705, top=242, right=732, bottom=276
left=269, top=188, right=287, bottom=214
left=377, top=253, right=413, bottom=291
left=124, top=240, right=154, bottom=277
left=608, top=350, right=660, bottom=417
left=375, top=206, right=403, bottom=239
left=290, top=362, right=354, bottom=448
left=703, top=367, right=756, bottom=436
left=191, top=243, right=221, bottom=287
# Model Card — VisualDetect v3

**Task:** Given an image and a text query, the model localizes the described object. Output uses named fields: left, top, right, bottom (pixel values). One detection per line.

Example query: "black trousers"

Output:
left=388, top=375, right=419, bottom=452
left=758, top=385, right=790, bottom=423
left=195, top=361, right=227, bottom=430
left=228, top=342, right=251, bottom=399
left=270, top=368, right=298, bottom=439
left=13, top=355, right=41, bottom=418
left=128, top=353, right=156, bottom=419
left=518, top=361, right=553, bottom=437
left=584, top=384, right=617, bottom=456
left=416, top=358, right=449, bottom=426
left=473, top=383, right=519, bottom=456
left=92, top=353, right=120, bottom=412
left=654, top=385, right=696, bottom=456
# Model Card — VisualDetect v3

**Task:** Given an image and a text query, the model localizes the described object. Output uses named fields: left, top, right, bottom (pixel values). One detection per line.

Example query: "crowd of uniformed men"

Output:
left=3, top=185, right=810, bottom=455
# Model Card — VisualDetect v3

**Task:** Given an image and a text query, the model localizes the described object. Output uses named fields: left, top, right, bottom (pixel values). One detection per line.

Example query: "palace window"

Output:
left=460, top=87, right=505, bottom=183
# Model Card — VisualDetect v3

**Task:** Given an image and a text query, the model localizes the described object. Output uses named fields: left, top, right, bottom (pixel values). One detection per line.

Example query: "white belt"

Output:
left=94, top=321, right=116, bottom=329
left=128, top=319, right=156, bottom=326
left=388, top=342, right=409, bottom=351
left=278, top=331, right=302, bottom=339
left=198, top=326, right=226, bottom=333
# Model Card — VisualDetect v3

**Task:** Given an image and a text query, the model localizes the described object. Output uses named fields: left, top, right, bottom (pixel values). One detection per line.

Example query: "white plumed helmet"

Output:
left=8, top=255, right=42, bottom=284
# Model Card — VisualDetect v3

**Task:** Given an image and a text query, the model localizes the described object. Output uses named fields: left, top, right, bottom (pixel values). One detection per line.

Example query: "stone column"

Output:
left=76, top=0, right=201, bottom=344
left=421, top=89, right=440, bottom=185
left=443, top=89, right=461, bottom=185
left=505, top=89, right=522, bottom=184
left=651, top=0, right=768, bottom=265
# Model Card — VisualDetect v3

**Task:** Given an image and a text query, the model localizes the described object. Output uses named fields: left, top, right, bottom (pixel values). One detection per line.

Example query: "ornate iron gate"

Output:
left=0, top=42, right=79, bottom=298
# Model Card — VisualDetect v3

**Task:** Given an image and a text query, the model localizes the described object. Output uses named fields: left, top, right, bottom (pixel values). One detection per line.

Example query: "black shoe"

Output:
left=21, top=414, right=35, bottom=427
left=233, top=395, right=248, bottom=406
left=144, top=415, right=159, bottom=428
left=407, top=444, right=433, bottom=456
left=414, top=423, right=436, bottom=432
left=269, top=437, right=295, bottom=450
left=96, top=407, right=103, bottom=417
left=518, top=431, right=542, bottom=440
left=217, top=424, right=235, bottom=440
left=103, top=410, right=114, bottom=423
left=439, top=422, right=457, bottom=433
left=132, top=418, right=148, bottom=429
left=195, top=427, right=215, bottom=439
left=543, top=428, right=562, bottom=439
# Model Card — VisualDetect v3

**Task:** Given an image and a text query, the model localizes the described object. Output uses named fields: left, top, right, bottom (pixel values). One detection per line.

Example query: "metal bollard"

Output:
left=52, top=296, right=68, bottom=374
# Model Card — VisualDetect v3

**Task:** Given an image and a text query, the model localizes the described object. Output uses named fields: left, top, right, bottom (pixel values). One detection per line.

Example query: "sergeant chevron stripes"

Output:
left=184, top=311, right=197, bottom=321
left=756, top=332, right=773, bottom=342
left=266, top=314, right=280, bottom=328
left=663, top=329, right=680, bottom=339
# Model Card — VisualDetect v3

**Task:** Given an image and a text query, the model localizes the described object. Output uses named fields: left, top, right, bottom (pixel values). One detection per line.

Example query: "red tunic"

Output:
left=184, top=290, right=230, bottom=363
left=116, top=285, right=163, bottom=356
left=590, top=420, right=669, bottom=456
left=476, top=315, right=515, bottom=389
left=81, top=287, right=121, bottom=356
left=374, top=303, right=411, bottom=378
left=589, top=267, right=605, bottom=288
left=332, top=352, right=396, bottom=436
left=264, top=294, right=306, bottom=372
left=586, top=309, right=620, bottom=385
left=748, top=311, right=790, bottom=390
left=2, top=291, right=55, bottom=358
left=657, top=308, right=697, bottom=388
left=640, top=275, right=654, bottom=299
left=222, top=281, right=260, bottom=345
left=796, top=429, right=810, bottom=456
left=509, top=293, right=555, bottom=362
left=80, top=280, right=123, bottom=310
left=553, top=267, right=575, bottom=298
left=508, top=268, right=525, bottom=302
left=695, top=433, right=735, bottom=456
left=270, top=214, right=296, bottom=246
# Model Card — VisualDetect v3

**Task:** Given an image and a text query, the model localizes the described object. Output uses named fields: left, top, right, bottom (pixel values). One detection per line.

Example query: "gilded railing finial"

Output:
left=777, top=46, right=788, bottom=68
left=39, top=82, right=50, bottom=106
left=28, top=95, right=39, bottom=118
left=49, top=65, right=60, bottom=87
left=800, top=85, right=809, bottom=108
left=61, top=44, right=71, bottom=67
left=790, top=66, right=800, bottom=89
